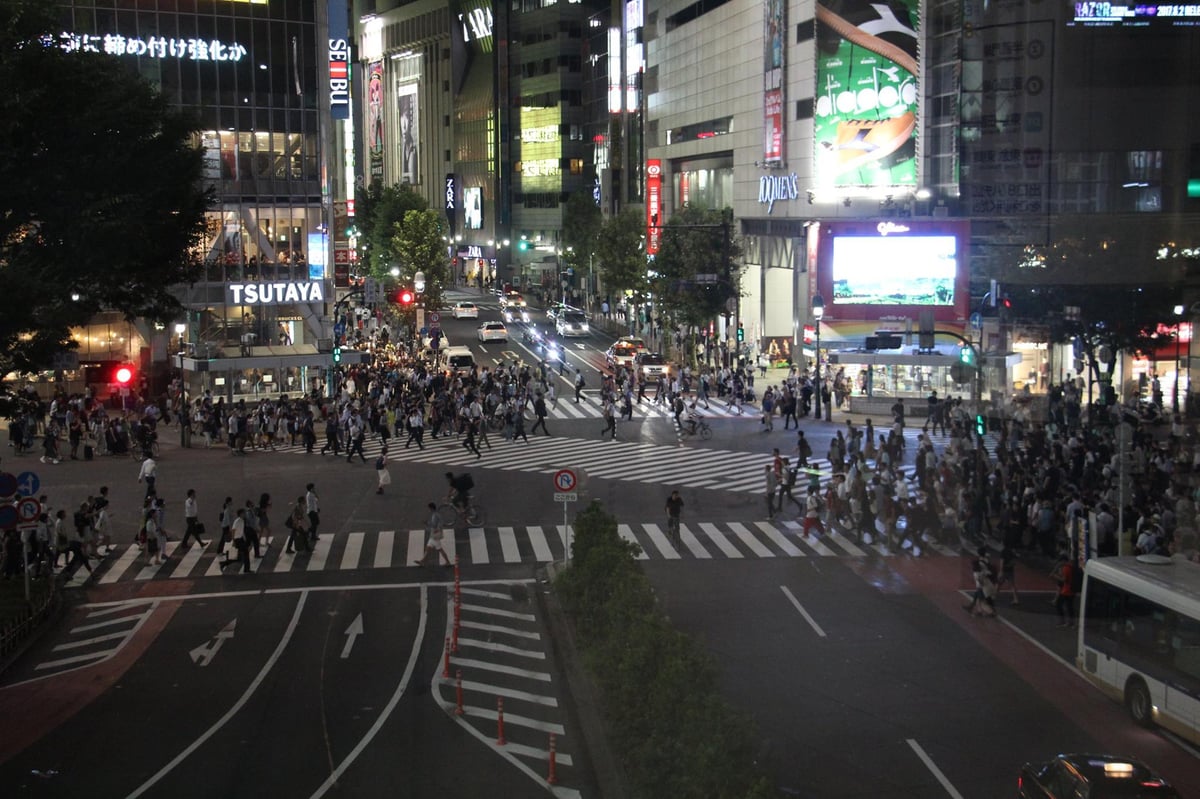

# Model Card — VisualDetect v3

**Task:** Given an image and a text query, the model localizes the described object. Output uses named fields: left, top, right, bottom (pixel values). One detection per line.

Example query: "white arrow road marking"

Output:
left=341, top=612, right=364, bottom=659
left=189, top=618, right=237, bottom=667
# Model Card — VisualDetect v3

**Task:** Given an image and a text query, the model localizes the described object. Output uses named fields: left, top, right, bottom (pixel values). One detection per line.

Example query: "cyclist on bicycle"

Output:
left=665, top=489, right=684, bottom=545
left=685, top=401, right=702, bottom=435
left=445, top=471, right=474, bottom=512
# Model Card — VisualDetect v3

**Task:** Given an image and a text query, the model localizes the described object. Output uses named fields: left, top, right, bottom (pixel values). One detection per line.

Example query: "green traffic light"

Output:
left=517, top=240, right=529, bottom=252
left=975, top=414, right=986, bottom=436
left=332, top=346, right=342, bottom=364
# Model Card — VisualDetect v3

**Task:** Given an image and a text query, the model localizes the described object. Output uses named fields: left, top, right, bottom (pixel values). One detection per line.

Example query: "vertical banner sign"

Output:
left=814, top=0, right=920, bottom=189
left=763, top=0, right=785, bottom=165
left=327, top=0, right=350, bottom=120
left=444, top=173, right=458, bottom=236
left=645, top=160, right=662, bottom=255
left=367, top=61, right=385, bottom=183
left=397, top=82, right=420, bottom=185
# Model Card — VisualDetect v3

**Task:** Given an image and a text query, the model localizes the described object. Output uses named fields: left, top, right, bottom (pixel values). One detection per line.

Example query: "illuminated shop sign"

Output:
left=646, top=159, right=662, bottom=255
left=758, top=172, right=799, bottom=213
left=56, top=32, right=247, bottom=62
left=227, top=282, right=326, bottom=306
left=328, top=0, right=350, bottom=120
left=459, top=3, right=495, bottom=51
left=522, top=126, right=559, bottom=143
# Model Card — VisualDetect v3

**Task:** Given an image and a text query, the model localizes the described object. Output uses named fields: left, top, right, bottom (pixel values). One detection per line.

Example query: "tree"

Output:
left=390, top=209, right=451, bottom=313
left=0, top=0, right=209, bottom=416
left=561, top=189, right=603, bottom=283
left=595, top=207, right=650, bottom=308
left=652, top=206, right=742, bottom=330
left=356, top=181, right=429, bottom=279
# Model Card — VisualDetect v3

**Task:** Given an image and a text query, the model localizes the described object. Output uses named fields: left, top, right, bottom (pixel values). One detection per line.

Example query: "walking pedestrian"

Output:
left=284, top=497, right=309, bottom=554
left=218, top=496, right=234, bottom=563
left=1052, top=552, right=1076, bottom=627
left=512, top=407, right=530, bottom=443
left=181, top=488, right=208, bottom=548
left=997, top=543, right=1019, bottom=605
left=574, top=369, right=586, bottom=403
left=243, top=500, right=261, bottom=558
left=764, top=464, right=778, bottom=520
left=306, top=483, right=321, bottom=542
left=600, top=398, right=617, bottom=440
left=665, top=490, right=684, bottom=548
left=462, top=418, right=482, bottom=458
left=964, top=547, right=998, bottom=617
left=802, top=485, right=824, bottom=539
left=229, top=508, right=251, bottom=574
left=375, top=447, right=391, bottom=494
left=416, top=502, right=453, bottom=567
left=531, top=393, right=550, bottom=436
left=405, top=406, right=425, bottom=449
left=138, top=455, right=158, bottom=498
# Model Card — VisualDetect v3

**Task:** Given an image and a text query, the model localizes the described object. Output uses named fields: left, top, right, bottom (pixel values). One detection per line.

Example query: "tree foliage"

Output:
left=651, top=206, right=743, bottom=330
left=0, top=0, right=210, bottom=416
left=356, top=180, right=429, bottom=279
left=596, top=207, right=650, bottom=303
left=390, top=209, right=451, bottom=312
left=561, top=189, right=603, bottom=274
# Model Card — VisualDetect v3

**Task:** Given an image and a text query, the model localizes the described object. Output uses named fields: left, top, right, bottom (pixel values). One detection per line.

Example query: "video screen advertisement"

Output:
left=815, top=220, right=970, bottom=336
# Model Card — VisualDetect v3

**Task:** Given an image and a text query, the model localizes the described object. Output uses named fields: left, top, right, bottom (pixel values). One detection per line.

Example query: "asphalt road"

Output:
left=4, top=290, right=1199, bottom=798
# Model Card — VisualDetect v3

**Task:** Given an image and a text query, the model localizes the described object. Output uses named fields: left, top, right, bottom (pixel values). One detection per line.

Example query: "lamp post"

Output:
left=174, top=322, right=190, bottom=448
left=812, top=294, right=824, bottom=420
left=1175, top=304, right=1185, bottom=413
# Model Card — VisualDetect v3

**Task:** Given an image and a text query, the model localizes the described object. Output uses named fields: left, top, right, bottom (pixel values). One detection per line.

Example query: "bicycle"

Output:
left=679, top=417, right=712, bottom=440
left=666, top=515, right=681, bottom=548
left=438, top=497, right=487, bottom=527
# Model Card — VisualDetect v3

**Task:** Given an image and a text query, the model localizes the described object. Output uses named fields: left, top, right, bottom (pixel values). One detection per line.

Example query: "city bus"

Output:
left=1077, top=555, right=1200, bottom=744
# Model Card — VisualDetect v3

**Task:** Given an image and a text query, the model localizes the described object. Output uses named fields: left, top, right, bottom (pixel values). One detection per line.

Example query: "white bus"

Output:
left=1078, top=555, right=1200, bottom=744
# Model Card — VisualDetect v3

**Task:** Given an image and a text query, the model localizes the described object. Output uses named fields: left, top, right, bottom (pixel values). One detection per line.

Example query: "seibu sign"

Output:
left=227, top=281, right=326, bottom=306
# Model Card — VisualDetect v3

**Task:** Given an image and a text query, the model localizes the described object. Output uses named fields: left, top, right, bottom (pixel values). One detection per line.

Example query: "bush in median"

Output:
left=555, top=501, right=775, bottom=799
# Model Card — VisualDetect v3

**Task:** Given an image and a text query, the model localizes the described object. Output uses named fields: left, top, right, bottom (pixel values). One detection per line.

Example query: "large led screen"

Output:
left=831, top=235, right=957, bottom=306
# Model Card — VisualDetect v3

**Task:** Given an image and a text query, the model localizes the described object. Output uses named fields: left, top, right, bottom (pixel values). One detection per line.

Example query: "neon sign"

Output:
left=57, top=32, right=247, bottom=62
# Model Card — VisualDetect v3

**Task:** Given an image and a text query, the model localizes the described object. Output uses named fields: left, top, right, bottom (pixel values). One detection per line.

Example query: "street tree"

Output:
left=595, top=207, right=650, bottom=312
left=652, top=206, right=742, bottom=331
left=356, top=181, right=428, bottom=279
left=1011, top=283, right=1182, bottom=403
left=0, top=0, right=209, bottom=417
left=390, top=209, right=451, bottom=313
left=561, top=189, right=603, bottom=289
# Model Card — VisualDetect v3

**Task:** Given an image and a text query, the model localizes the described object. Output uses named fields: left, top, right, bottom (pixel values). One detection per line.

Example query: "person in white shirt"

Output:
left=306, top=484, right=321, bottom=541
left=229, top=508, right=251, bottom=573
left=181, top=488, right=208, bottom=548
left=137, top=456, right=158, bottom=498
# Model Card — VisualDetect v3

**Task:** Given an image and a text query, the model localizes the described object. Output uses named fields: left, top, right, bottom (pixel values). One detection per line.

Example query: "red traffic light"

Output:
left=398, top=290, right=414, bottom=305
left=115, top=365, right=135, bottom=385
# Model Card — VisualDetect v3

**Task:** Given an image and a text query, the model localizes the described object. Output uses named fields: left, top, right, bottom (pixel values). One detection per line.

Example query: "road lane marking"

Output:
left=463, top=705, right=564, bottom=734
left=306, top=535, right=332, bottom=571
left=618, top=524, right=649, bottom=559
left=406, top=530, right=425, bottom=565
left=52, top=631, right=128, bottom=651
left=469, top=527, right=489, bottom=564
left=826, top=530, right=869, bottom=557
left=84, top=601, right=142, bottom=618
left=98, top=544, right=141, bottom=584
left=71, top=614, right=143, bottom=634
left=34, top=650, right=111, bottom=670
left=781, top=521, right=839, bottom=556
left=460, top=603, right=536, bottom=621
left=459, top=620, right=541, bottom=640
left=678, top=524, right=710, bottom=558
left=311, top=586, right=428, bottom=798
left=500, top=741, right=574, bottom=766
left=455, top=637, right=547, bottom=658
left=780, top=585, right=827, bottom=638
left=556, top=525, right=573, bottom=560
left=127, top=591, right=309, bottom=799
left=449, top=657, right=552, bottom=682
left=460, top=679, right=558, bottom=707
left=526, top=525, right=554, bottom=562
left=906, top=739, right=964, bottom=799
left=340, top=532, right=364, bottom=570
left=498, top=526, right=521, bottom=562
left=699, top=523, right=742, bottom=558
left=460, top=587, right=511, bottom=600
left=374, top=530, right=394, bottom=568
left=174, top=542, right=207, bottom=577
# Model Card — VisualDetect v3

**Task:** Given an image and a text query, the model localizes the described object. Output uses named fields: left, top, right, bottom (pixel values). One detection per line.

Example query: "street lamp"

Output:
left=1175, top=304, right=1185, bottom=413
left=812, top=294, right=824, bottom=420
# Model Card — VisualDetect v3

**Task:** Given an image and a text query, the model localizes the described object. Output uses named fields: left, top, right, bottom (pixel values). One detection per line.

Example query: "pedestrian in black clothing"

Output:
left=574, top=369, right=585, bottom=403
left=531, top=394, right=550, bottom=436
left=462, top=419, right=482, bottom=458
left=347, top=425, right=367, bottom=463
left=512, top=408, right=530, bottom=443
left=320, top=416, right=340, bottom=455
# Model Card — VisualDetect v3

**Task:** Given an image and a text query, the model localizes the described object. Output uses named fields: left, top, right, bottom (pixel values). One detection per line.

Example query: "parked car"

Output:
left=1018, top=754, right=1181, bottom=798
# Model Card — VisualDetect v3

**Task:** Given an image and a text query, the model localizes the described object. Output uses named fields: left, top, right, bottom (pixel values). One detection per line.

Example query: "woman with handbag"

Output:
left=375, top=447, right=391, bottom=494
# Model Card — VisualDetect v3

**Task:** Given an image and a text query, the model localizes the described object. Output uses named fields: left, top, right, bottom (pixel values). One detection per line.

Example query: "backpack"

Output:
left=460, top=473, right=475, bottom=491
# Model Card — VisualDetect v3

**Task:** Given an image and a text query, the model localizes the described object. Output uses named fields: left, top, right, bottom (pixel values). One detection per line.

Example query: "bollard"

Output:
left=455, top=670, right=464, bottom=716
left=547, top=732, right=558, bottom=784
left=496, top=697, right=506, bottom=745
left=442, top=636, right=451, bottom=678
left=452, top=601, right=461, bottom=653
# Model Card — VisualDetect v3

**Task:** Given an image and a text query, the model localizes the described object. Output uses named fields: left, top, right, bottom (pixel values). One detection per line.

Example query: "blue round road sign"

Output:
left=15, top=471, right=39, bottom=497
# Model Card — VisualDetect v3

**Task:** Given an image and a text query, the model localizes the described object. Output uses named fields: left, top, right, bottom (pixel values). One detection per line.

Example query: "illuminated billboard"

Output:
left=816, top=220, right=969, bottom=324
left=813, top=0, right=920, bottom=190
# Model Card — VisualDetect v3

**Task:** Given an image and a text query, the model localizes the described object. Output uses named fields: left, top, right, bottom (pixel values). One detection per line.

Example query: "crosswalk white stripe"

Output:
left=374, top=530, right=395, bottom=568
left=699, top=522, right=742, bottom=558
left=468, top=527, right=488, bottom=564
left=754, top=521, right=804, bottom=556
left=826, top=530, right=869, bottom=557
left=642, top=523, right=681, bottom=559
left=306, top=535, right=332, bottom=571
left=273, top=548, right=298, bottom=573
left=174, top=541, right=208, bottom=577
left=527, top=525, right=554, bottom=562
left=678, top=523, right=710, bottom=558
left=340, top=532, right=364, bottom=569
left=497, top=526, right=521, bottom=563
left=556, top=525, right=573, bottom=560
left=407, top=530, right=425, bottom=566
left=99, top=544, right=141, bottom=585
left=135, top=542, right=180, bottom=580
left=728, top=522, right=774, bottom=557
left=618, top=524, right=649, bottom=560
left=780, top=520, right=839, bottom=556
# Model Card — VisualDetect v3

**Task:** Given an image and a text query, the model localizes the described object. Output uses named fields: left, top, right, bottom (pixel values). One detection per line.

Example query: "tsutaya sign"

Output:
left=758, top=172, right=800, bottom=213
left=227, top=281, right=326, bottom=306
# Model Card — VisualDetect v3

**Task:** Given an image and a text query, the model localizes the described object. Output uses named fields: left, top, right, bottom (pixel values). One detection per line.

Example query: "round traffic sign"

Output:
left=552, top=469, right=578, bottom=492
left=429, top=312, right=441, bottom=324
left=16, top=497, right=42, bottom=523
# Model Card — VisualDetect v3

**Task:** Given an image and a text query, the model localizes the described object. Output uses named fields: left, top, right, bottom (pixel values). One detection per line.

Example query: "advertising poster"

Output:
left=397, top=82, right=420, bottom=185
left=763, top=0, right=785, bottom=165
left=367, top=60, right=384, bottom=183
left=463, top=186, right=483, bottom=229
left=646, top=160, right=662, bottom=255
left=814, top=0, right=920, bottom=189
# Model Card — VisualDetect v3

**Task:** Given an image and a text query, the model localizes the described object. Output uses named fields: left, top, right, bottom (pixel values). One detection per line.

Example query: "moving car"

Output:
left=1018, top=754, right=1181, bottom=798
left=501, top=291, right=526, bottom=308
left=502, top=306, right=531, bottom=324
left=636, top=352, right=671, bottom=380
left=616, top=336, right=647, bottom=354
left=477, top=321, right=508, bottom=343
left=452, top=301, right=479, bottom=319
left=605, top=341, right=640, bottom=370
left=545, top=302, right=572, bottom=321
left=556, top=310, right=590, bottom=337
left=442, top=345, right=476, bottom=375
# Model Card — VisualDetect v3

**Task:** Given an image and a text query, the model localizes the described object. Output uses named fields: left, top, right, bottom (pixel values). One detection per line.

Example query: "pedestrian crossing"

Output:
left=74, top=521, right=964, bottom=586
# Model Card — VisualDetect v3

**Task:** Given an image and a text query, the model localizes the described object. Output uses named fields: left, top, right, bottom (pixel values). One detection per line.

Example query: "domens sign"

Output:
left=227, top=281, right=326, bottom=306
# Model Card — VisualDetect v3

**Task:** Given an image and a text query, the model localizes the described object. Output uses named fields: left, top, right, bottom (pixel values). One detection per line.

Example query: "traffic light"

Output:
left=736, top=323, right=744, bottom=342
left=959, top=345, right=976, bottom=366
left=332, top=346, right=342, bottom=364
left=975, top=414, right=986, bottom=437
left=397, top=289, right=414, bottom=305
left=114, top=364, right=135, bottom=386
left=517, top=240, right=530, bottom=252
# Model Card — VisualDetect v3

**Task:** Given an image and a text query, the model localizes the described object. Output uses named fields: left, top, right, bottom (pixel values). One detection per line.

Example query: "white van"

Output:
left=443, top=345, right=476, bottom=375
